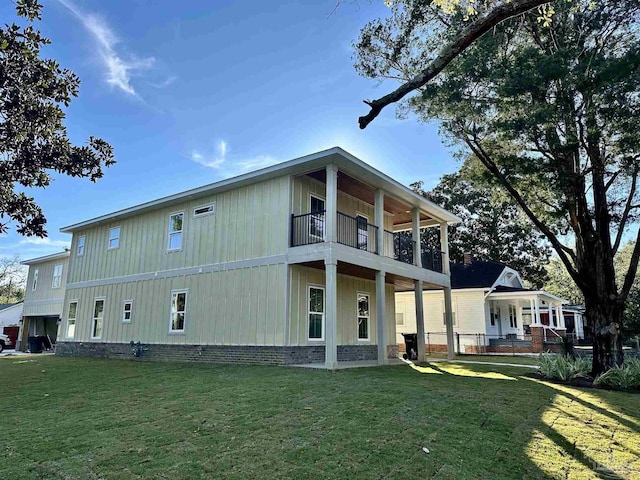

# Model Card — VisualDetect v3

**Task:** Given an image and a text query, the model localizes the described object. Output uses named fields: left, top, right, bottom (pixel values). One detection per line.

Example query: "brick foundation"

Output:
left=55, top=342, right=381, bottom=365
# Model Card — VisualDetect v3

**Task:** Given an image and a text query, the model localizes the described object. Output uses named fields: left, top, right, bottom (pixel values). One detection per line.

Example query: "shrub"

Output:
left=594, top=358, right=640, bottom=390
left=538, top=354, right=591, bottom=382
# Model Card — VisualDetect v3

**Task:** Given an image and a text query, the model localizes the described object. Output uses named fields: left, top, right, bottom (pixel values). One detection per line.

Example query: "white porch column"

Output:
left=548, top=302, right=554, bottom=327
left=376, top=270, right=388, bottom=365
left=444, top=287, right=455, bottom=360
left=326, top=164, right=338, bottom=243
left=414, top=280, right=425, bottom=362
left=375, top=189, right=384, bottom=256
left=534, top=297, right=542, bottom=325
left=558, top=306, right=566, bottom=329
left=517, top=301, right=524, bottom=336
left=325, top=259, right=338, bottom=369
left=412, top=208, right=422, bottom=267
left=439, top=221, right=450, bottom=275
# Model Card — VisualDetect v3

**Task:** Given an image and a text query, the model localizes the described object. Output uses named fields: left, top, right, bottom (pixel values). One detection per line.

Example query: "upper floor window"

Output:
left=52, top=264, right=63, bottom=289
left=108, top=227, right=120, bottom=249
left=193, top=203, right=216, bottom=218
left=168, top=213, right=184, bottom=251
left=32, top=269, right=39, bottom=291
left=77, top=236, right=85, bottom=256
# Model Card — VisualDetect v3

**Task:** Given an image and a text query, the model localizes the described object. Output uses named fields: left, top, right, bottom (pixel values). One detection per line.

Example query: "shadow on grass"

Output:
left=405, top=360, right=637, bottom=479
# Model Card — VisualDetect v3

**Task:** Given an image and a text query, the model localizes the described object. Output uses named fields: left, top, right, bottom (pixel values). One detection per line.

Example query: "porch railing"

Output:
left=382, top=230, right=414, bottom=265
left=421, top=246, right=444, bottom=273
left=336, top=211, right=379, bottom=254
left=290, top=210, right=326, bottom=246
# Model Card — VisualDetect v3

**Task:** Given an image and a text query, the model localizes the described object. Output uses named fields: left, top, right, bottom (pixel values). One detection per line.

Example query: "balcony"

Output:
left=290, top=211, right=443, bottom=273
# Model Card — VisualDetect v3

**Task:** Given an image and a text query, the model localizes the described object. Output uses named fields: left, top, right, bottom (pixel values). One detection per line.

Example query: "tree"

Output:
left=0, top=256, right=26, bottom=304
left=414, top=157, right=551, bottom=287
left=543, top=257, right=584, bottom=306
left=0, top=0, right=114, bottom=237
left=354, top=0, right=640, bottom=374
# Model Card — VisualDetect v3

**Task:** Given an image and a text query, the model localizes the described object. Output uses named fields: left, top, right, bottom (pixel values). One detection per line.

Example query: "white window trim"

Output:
left=66, top=299, right=79, bottom=339
left=395, top=312, right=405, bottom=327
left=52, top=263, right=63, bottom=289
left=307, top=284, right=325, bottom=341
left=32, top=269, right=38, bottom=291
left=122, top=300, right=133, bottom=324
left=91, top=297, right=106, bottom=340
left=193, top=203, right=216, bottom=218
left=77, top=236, right=86, bottom=256
left=167, top=212, right=185, bottom=252
left=169, top=289, right=188, bottom=334
left=356, top=291, right=370, bottom=341
left=108, top=226, right=121, bottom=250
left=309, top=194, right=326, bottom=241
left=509, top=304, right=517, bottom=328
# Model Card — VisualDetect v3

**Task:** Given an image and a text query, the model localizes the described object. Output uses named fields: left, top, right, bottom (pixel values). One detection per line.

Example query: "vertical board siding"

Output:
left=22, top=257, right=70, bottom=317
left=67, top=176, right=290, bottom=283
left=288, top=265, right=396, bottom=347
left=61, top=264, right=287, bottom=345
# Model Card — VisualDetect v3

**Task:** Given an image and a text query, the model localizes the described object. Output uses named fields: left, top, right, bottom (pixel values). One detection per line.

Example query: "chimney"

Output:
left=463, top=253, right=473, bottom=265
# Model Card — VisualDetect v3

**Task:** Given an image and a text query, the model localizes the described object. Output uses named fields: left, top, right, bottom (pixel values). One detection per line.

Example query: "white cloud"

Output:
left=149, top=75, right=177, bottom=89
left=18, top=238, right=70, bottom=248
left=57, top=0, right=155, bottom=96
left=190, top=141, right=278, bottom=177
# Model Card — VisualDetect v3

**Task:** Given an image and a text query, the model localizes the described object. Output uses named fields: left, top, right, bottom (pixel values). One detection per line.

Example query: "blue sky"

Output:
left=0, top=0, right=459, bottom=260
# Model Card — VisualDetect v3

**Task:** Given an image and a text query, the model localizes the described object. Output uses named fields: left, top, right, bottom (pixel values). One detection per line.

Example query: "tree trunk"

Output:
left=584, top=296, right=625, bottom=376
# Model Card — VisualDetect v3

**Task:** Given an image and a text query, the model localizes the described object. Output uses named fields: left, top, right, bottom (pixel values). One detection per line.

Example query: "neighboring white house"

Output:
left=396, top=257, right=576, bottom=354
left=0, top=303, right=23, bottom=328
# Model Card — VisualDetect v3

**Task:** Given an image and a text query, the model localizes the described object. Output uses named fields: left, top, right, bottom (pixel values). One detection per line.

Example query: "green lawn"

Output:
left=2, top=356, right=639, bottom=479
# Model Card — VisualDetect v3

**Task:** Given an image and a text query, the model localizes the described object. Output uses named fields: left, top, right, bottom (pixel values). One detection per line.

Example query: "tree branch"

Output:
left=358, top=0, right=554, bottom=129
left=612, top=164, right=639, bottom=254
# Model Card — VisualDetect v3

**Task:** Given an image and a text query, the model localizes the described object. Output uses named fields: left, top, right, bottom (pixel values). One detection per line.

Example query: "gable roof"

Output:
left=60, top=147, right=461, bottom=233
left=450, top=260, right=508, bottom=289
left=0, top=304, right=16, bottom=312
left=21, top=250, right=70, bottom=266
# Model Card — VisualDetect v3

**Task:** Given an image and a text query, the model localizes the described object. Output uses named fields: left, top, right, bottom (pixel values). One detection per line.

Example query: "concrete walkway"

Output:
left=426, top=357, right=539, bottom=369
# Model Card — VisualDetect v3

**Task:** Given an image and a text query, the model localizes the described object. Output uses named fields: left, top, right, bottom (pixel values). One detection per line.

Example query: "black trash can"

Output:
left=28, top=336, right=42, bottom=354
left=402, top=333, right=418, bottom=360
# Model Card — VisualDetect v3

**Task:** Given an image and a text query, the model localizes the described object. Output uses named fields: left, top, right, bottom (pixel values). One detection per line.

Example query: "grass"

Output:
left=1, top=356, right=639, bottom=479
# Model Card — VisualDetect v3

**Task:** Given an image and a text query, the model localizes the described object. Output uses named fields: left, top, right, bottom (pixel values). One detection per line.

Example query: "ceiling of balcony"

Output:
left=306, top=170, right=434, bottom=229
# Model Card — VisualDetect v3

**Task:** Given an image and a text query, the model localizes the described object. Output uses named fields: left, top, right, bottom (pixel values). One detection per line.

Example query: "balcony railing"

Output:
left=337, top=212, right=378, bottom=254
left=290, top=211, right=444, bottom=273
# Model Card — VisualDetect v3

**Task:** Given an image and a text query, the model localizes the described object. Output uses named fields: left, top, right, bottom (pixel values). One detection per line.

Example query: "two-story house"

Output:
left=55, top=148, right=459, bottom=368
left=16, top=251, right=70, bottom=351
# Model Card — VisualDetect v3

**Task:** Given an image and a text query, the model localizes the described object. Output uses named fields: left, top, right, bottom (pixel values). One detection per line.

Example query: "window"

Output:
left=357, top=293, right=370, bottom=340
left=108, top=227, right=120, bottom=249
left=168, top=213, right=184, bottom=251
left=490, top=304, right=500, bottom=327
left=193, top=203, right=216, bottom=217
left=77, top=236, right=85, bottom=256
left=32, top=269, right=39, bottom=291
left=308, top=286, right=324, bottom=340
left=91, top=298, right=104, bottom=339
left=356, top=214, right=368, bottom=250
left=309, top=195, right=325, bottom=239
left=509, top=304, right=517, bottom=328
left=67, top=301, right=77, bottom=338
left=395, top=312, right=405, bottom=326
left=122, top=300, right=133, bottom=323
left=170, top=290, right=187, bottom=332
left=52, top=264, right=63, bottom=289
left=442, top=302, right=457, bottom=326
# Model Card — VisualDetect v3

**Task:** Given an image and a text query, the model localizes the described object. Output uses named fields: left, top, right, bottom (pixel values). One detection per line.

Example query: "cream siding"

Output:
left=395, top=289, right=488, bottom=345
left=68, top=176, right=290, bottom=283
left=23, top=257, right=69, bottom=317
left=288, top=265, right=396, bottom=347
left=62, top=263, right=287, bottom=345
